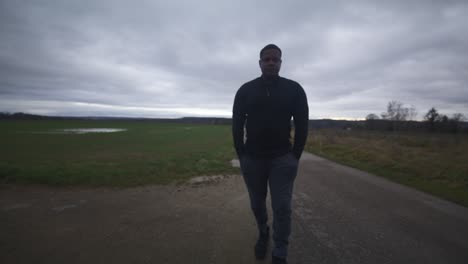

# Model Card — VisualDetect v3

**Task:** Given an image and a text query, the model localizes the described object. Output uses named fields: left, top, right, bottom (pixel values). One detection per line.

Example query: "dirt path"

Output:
left=2, top=153, right=468, bottom=264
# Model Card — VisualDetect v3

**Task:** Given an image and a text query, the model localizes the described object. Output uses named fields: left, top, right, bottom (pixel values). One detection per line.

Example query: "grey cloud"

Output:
left=1, top=0, right=467, bottom=119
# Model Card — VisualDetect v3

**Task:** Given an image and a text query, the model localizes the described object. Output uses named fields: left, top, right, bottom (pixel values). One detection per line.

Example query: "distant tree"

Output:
left=424, top=107, right=439, bottom=132
left=408, top=106, right=418, bottom=121
left=451, top=113, right=466, bottom=122
left=381, top=101, right=412, bottom=131
left=424, top=107, right=439, bottom=122
left=381, top=101, right=410, bottom=121
left=448, top=113, right=466, bottom=133
left=366, top=113, right=379, bottom=120
left=437, top=114, right=449, bottom=123
left=365, top=113, right=380, bottom=130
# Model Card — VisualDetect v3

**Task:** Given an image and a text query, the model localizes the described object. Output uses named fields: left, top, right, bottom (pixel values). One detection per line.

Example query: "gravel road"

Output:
left=2, top=153, right=468, bottom=264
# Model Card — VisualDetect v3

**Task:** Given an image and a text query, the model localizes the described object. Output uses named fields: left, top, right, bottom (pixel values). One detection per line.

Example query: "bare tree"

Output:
left=424, top=107, right=439, bottom=122
left=366, top=113, right=379, bottom=120
left=365, top=113, right=380, bottom=130
left=424, top=107, right=439, bottom=132
left=448, top=113, right=467, bottom=133
left=381, top=101, right=409, bottom=121
left=436, top=114, right=449, bottom=123
left=380, top=100, right=413, bottom=131
left=408, top=106, right=418, bottom=121
left=451, top=113, right=466, bottom=122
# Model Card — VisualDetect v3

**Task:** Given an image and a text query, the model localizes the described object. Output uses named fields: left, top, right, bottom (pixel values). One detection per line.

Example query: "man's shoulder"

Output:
left=237, top=77, right=262, bottom=93
left=241, top=76, right=300, bottom=86
left=241, top=77, right=262, bottom=87
left=279, top=77, right=305, bottom=96
left=279, top=76, right=301, bottom=88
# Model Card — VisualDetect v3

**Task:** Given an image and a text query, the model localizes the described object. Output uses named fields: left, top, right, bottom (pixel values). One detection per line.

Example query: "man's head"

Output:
left=259, top=44, right=282, bottom=77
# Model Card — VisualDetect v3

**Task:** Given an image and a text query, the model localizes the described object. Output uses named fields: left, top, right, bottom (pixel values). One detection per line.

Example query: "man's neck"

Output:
left=261, top=74, right=280, bottom=81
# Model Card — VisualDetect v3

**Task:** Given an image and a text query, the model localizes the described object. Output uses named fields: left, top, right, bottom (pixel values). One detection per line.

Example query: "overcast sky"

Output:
left=1, top=0, right=467, bottom=120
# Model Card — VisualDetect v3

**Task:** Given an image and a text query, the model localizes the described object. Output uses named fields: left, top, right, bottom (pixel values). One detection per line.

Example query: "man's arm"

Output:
left=232, top=86, right=247, bottom=158
left=292, top=85, right=309, bottom=160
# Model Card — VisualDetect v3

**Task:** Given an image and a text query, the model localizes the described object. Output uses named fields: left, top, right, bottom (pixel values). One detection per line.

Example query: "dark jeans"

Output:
left=240, top=152, right=298, bottom=258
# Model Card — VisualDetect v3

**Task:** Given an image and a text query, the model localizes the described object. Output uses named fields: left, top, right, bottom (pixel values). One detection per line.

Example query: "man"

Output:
left=232, top=44, right=309, bottom=264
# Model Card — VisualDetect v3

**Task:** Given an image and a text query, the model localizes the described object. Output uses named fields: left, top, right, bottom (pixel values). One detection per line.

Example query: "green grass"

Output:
left=0, top=120, right=239, bottom=186
left=305, top=129, right=468, bottom=207
left=4, top=120, right=467, bottom=208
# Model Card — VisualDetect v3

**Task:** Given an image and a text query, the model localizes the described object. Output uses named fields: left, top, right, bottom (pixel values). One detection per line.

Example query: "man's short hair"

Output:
left=260, top=44, right=282, bottom=58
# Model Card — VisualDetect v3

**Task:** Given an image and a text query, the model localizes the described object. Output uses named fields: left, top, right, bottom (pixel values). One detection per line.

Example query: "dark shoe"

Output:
left=272, top=255, right=288, bottom=264
left=254, top=226, right=269, bottom=259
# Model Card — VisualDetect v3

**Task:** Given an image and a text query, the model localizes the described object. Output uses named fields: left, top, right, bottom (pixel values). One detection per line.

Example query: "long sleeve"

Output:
left=232, top=87, right=247, bottom=158
left=292, top=85, right=309, bottom=160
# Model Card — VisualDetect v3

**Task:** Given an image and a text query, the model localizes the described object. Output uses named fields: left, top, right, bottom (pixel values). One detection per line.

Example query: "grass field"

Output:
left=305, top=129, right=468, bottom=207
left=0, top=120, right=238, bottom=186
left=2, top=120, right=467, bottom=207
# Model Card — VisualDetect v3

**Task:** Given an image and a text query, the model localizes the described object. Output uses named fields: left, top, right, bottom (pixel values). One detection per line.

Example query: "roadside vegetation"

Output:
left=305, top=129, right=468, bottom=207
left=2, top=116, right=467, bottom=208
left=0, top=120, right=238, bottom=186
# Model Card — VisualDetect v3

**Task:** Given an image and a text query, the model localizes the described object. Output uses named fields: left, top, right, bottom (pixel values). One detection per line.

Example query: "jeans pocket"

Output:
left=239, top=154, right=248, bottom=170
left=289, top=152, right=298, bottom=162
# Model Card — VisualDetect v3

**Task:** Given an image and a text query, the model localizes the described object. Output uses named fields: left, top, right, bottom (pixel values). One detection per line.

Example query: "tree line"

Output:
left=365, top=101, right=467, bottom=133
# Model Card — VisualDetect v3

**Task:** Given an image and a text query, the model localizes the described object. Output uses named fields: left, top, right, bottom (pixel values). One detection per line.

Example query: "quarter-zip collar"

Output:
left=261, top=74, right=280, bottom=83
left=260, top=75, right=280, bottom=96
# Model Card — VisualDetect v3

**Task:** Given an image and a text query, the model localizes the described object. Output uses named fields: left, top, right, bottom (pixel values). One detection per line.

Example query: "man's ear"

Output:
left=258, top=60, right=261, bottom=67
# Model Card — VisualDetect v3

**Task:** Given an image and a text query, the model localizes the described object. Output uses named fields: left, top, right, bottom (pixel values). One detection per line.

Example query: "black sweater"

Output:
left=232, top=76, right=309, bottom=159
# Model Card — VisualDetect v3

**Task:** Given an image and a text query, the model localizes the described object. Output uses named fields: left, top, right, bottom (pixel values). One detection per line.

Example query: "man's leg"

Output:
left=269, top=153, right=298, bottom=260
left=240, top=155, right=269, bottom=234
left=240, top=155, right=270, bottom=259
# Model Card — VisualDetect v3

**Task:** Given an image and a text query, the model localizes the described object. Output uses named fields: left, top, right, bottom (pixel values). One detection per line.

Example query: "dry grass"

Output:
left=305, top=129, right=468, bottom=207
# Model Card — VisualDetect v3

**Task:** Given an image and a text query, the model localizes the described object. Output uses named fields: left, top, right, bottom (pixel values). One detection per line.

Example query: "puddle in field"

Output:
left=38, top=128, right=127, bottom=134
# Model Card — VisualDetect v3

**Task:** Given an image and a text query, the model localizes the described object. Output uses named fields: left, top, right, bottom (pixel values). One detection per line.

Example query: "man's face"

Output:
left=259, top=49, right=282, bottom=77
